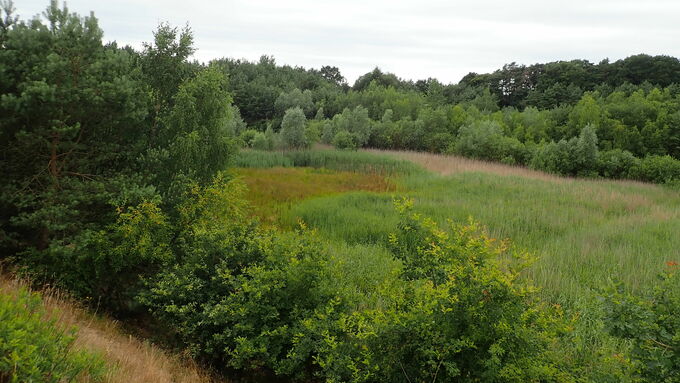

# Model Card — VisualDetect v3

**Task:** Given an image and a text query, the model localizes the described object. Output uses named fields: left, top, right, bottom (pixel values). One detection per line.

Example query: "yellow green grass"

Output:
left=235, top=149, right=680, bottom=302
left=0, top=274, right=222, bottom=383
left=235, top=167, right=395, bottom=224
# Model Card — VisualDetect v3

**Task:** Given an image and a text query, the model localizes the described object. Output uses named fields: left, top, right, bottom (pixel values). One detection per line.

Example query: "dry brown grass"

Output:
left=0, top=274, right=224, bottom=383
left=366, top=149, right=567, bottom=182
left=367, top=149, right=658, bottom=189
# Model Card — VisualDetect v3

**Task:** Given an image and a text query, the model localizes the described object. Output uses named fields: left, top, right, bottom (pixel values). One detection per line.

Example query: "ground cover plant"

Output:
left=0, top=280, right=106, bottom=382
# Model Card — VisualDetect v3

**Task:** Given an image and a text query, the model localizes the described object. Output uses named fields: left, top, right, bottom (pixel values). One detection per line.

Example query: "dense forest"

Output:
left=224, top=54, right=680, bottom=184
left=1, top=1, right=679, bottom=382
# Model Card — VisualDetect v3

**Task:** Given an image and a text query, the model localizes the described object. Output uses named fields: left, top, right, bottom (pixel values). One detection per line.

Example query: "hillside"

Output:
left=0, top=274, right=221, bottom=383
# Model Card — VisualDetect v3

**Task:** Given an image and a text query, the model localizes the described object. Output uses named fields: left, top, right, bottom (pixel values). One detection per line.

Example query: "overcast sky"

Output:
left=15, top=0, right=680, bottom=84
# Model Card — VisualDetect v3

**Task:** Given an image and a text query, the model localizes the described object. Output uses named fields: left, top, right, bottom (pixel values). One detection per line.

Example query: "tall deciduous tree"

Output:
left=280, top=107, right=308, bottom=148
left=140, top=23, right=196, bottom=145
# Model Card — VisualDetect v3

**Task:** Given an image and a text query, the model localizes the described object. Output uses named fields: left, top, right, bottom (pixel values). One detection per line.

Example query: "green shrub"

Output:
left=305, top=120, right=322, bottom=145
left=450, top=120, right=529, bottom=164
left=530, top=139, right=578, bottom=175
left=239, top=129, right=260, bottom=147
left=630, top=155, right=680, bottom=183
left=598, top=149, right=640, bottom=179
left=142, top=194, right=585, bottom=382
left=20, top=199, right=172, bottom=312
left=603, top=269, right=680, bottom=382
left=530, top=126, right=601, bottom=177
left=251, top=132, right=272, bottom=150
left=0, top=287, right=106, bottom=382
left=332, top=130, right=358, bottom=150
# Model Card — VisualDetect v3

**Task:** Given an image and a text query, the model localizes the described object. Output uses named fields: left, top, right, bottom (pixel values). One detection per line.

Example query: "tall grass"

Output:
left=244, top=150, right=680, bottom=302
left=236, top=149, right=423, bottom=176
left=235, top=167, right=394, bottom=225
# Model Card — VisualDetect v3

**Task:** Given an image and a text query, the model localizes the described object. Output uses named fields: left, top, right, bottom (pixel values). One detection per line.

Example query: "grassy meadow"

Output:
left=237, top=149, right=680, bottom=302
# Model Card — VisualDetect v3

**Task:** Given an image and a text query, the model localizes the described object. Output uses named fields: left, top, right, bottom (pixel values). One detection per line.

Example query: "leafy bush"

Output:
left=630, top=155, right=680, bottom=184
left=598, top=149, right=640, bottom=179
left=332, top=106, right=372, bottom=147
left=19, top=198, right=172, bottom=312
left=305, top=120, right=322, bottom=145
left=239, top=129, right=260, bottom=147
left=530, top=139, right=577, bottom=175
left=530, top=126, right=601, bottom=176
left=251, top=132, right=272, bottom=150
left=332, top=130, right=358, bottom=150
left=575, top=124, right=600, bottom=176
left=603, top=269, right=680, bottom=382
left=450, top=120, right=529, bottom=164
left=142, top=195, right=582, bottom=382
left=0, top=287, right=106, bottom=382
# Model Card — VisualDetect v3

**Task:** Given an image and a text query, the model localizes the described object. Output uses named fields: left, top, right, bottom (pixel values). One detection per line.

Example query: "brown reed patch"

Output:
left=366, top=149, right=568, bottom=182
left=236, top=167, right=395, bottom=224
left=0, top=274, right=223, bottom=383
left=367, top=149, right=662, bottom=191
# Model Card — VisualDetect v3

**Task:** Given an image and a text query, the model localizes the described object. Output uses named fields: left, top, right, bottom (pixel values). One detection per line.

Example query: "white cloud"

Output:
left=14, top=0, right=680, bottom=84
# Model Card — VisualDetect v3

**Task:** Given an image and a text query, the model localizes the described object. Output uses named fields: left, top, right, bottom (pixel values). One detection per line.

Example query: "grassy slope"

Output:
left=0, top=274, right=223, bottom=383
left=238, top=149, right=680, bottom=302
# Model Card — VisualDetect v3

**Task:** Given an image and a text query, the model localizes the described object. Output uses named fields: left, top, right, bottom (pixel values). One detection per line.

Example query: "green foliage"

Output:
left=142, top=195, right=580, bottom=381
left=275, top=88, right=314, bottom=116
left=141, top=22, right=195, bottom=118
left=603, top=270, right=680, bottom=382
left=450, top=120, right=529, bottom=164
left=251, top=132, right=272, bottom=150
left=598, top=149, right=640, bottom=179
left=469, top=87, right=500, bottom=112
left=152, top=66, right=237, bottom=188
left=280, top=107, right=309, bottom=149
left=17, top=191, right=172, bottom=311
left=631, top=155, right=680, bottom=184
left=575, top=124, right=600, bottom=176
left=530, top=125, right=601, bottom=177
left=332, top=130, right=358, bottom=150
left=331, top=106, right=371, bottom=147
left=0, top=1, right=150, bottom=269
left=239, top=129, right=260, bottom=147
left=305, top=120, right=322, bottom=145
left=0, top=3, right=239, bottom=317
left=530, top=139, right=577, bottom=175
left=0, top=287, right=106, bottom=382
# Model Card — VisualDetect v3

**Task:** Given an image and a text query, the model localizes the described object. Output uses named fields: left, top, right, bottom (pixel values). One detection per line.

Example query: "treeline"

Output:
left=221, top=53, right=680, bottom=184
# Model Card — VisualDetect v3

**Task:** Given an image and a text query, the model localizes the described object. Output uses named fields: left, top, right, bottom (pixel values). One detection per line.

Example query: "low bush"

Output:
left=603, top=268, right=680, bottom=382
left=630, top=155, right=680, bottom=184
left=450, top=121, right=530, bottom=164
left=0, top=287, right=106, bottom=382
left=598, top=149, right=640, bottom=179
left=141, top=194, right=598, bottom=382
left=332, top=130, right=359, bottom=150
left=239, top=129, right=260, bottom=147
left=19, top=199, right=172, bottom=312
